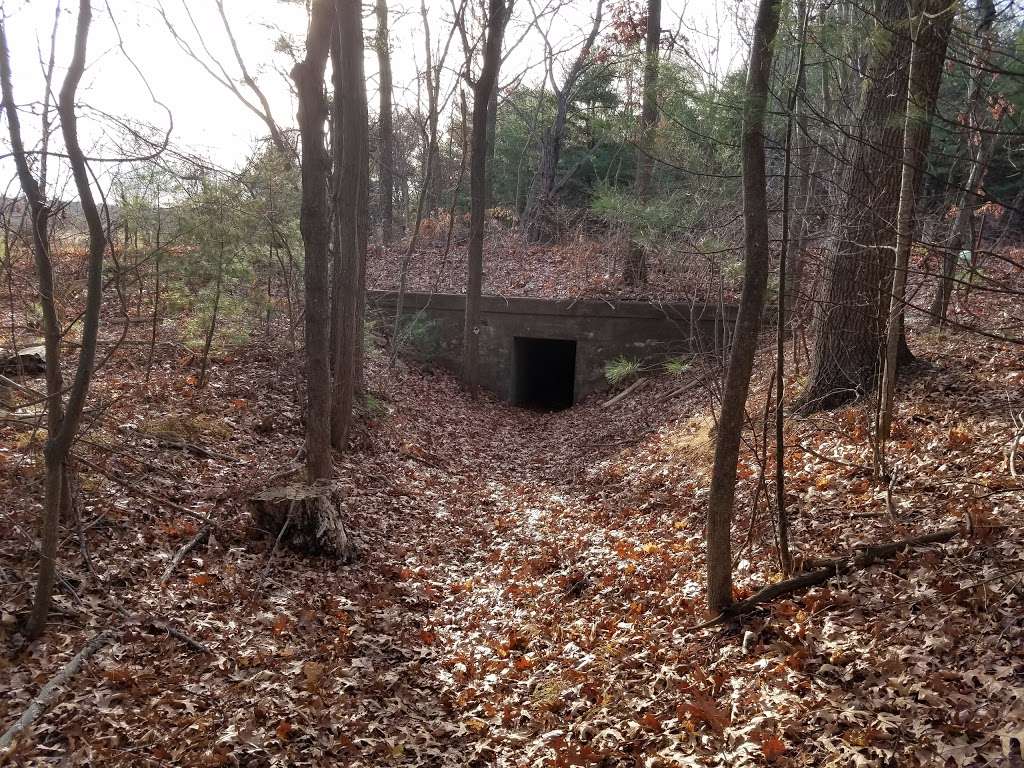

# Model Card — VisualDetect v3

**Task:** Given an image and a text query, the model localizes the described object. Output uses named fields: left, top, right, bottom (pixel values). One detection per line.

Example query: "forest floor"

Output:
left=2, top=276, right=1023, bottom=766
left=365, top=226, right=742, bottom=302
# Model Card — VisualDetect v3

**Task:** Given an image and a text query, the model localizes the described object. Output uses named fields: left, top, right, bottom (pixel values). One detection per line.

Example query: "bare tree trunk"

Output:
left=623, top=0, right=660, bottom=286
left=197, top=240, right=224, bottom=389
left=775, top=1, right=811, bottom=578
left=331, top=0, right=370, bottom=451
left=797, top=0, right=948, bottom=412
left=878, top=1, right=955, bottom=459
left=522, top=0, right=603, bottom=243
left=782, top=0, right=809, bottom=332
left=706, top=0, right=782, bottom=615
left=390, top=0, right=450, bottom=364
left=292, top=0, right=335, bottom=481
left=462, top=0, right=509, bottom=397
left=145, top=187, right=162, bottom=382
left=929, top=0, right=996, bottom=327
left=485, top=76, right=498, bottom=212
left=375, top=0, right=395, bottom=244
left=1, top=0, right=107, bottom=638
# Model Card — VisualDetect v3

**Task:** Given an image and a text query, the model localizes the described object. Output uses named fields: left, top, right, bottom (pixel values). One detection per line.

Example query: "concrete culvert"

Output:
left=513, top=336, right=576, bottom=411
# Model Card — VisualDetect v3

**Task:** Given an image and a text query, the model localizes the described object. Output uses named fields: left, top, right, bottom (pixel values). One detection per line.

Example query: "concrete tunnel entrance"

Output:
left=512, top=337, right=576, bottom=410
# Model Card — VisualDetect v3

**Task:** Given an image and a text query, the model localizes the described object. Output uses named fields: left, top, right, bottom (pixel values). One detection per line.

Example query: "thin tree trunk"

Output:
left=775, top=1, right=810, bottom=578
left=522, top=0, right=603, bottom=243
left=293, top=0, right=335, bottom=481
left=463, top=0, right=509, bottom=397
left=485, top=76, right=498, bottom=212
left=145, top=187, right=162, bottom=382
left=623, top=0, right=660, bottom=286
left=390, top=0, right=449, bottom=363
left=879, top=1, right=955, bottom=459
left=375, top=0, right=395, bottom=244
left=0, top=0, right=107, bottom=638
left=782, top=0, right=809, bottom=332
left=929, top=0, right=996, bottom=327
left=706, top=0, right=782, bottom=614
left=331, top=0, right=370, bottom=450
left=197, top=240, right=224, bottom=389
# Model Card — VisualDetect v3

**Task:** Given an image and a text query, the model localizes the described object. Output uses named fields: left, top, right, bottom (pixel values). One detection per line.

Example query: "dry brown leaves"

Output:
left=1, top=266, right=1022, bottom=767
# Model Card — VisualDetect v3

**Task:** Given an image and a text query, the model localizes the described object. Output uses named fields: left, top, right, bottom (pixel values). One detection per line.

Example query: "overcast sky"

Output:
left=1, top=0, right=744, bottom=187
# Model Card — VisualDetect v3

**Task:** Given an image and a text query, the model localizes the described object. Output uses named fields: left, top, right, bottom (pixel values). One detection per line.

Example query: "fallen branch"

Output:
left=792, top=441, right=871, bottom=472
left=160, top=524, right=212, bottom=585
left=0, top=630, right=115, bottom=751
left=144, top=619, right=212, bottom=655
left=681, top=527, right=960, bottom=633
left=138, top=430, right=238, bottom=462
left=75, top=454, right=210, bottom=524
left=601, top=378, right=649, bottom=409
left=0, top=373, right=44, bottom=400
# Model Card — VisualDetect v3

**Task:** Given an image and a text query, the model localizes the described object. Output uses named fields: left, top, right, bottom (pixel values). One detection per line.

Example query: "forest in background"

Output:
left=1, top=0, right=1023, bottom=765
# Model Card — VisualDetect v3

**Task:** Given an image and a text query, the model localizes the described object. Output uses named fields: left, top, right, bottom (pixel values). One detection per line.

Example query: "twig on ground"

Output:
left=0, top=630, right=116, bottom=751
left=71, top=478, right=98, bottom=581
left=655, top=377, right=704, bottom=404
left=137, top=430, right=238, bottom=462
left=0, top=373, right=44, bottom=400
left=160, top=524, right=212, bottom=585
left=792, top=441, right=871, bottom=472
left=1007, top=409, right=1023, bottom=478
left=601, top=378, right=649, bottom=409
left=143, top=619, right=212, bottom=655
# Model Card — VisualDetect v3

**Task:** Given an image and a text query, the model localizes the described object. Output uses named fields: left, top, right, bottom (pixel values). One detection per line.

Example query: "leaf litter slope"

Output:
left=1, top=320, right=1022, bottom=766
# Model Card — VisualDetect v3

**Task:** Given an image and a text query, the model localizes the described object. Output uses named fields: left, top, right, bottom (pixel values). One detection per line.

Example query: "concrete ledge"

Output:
left=368, top=290, right=738, bottom=322
left=368, top=290, right=751, bottom=405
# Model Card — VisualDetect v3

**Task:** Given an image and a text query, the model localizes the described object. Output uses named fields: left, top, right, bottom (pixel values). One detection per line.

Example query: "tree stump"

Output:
left=249, top=485, right=354, bottom=561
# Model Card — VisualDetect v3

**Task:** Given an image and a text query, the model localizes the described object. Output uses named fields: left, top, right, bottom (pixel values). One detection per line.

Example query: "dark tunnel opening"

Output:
left=513, top=337, right=576, bottom=411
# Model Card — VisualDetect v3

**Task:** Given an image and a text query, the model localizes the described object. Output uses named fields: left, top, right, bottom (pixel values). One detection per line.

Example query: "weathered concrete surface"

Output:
left=369, top=290, right=740, bottom=403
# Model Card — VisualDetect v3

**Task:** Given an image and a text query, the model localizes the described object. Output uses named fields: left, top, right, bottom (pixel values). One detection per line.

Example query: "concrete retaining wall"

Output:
left=368, top=290, right=740, bottom=404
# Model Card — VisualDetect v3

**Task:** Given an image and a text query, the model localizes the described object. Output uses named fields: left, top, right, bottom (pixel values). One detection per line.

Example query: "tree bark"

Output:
left=463, top=0, right=509, bottom=397
left=797, top=0, right=948, bottom=412
left=623, top=0, right=660, bottom=286
left=878, top=0, right=955, bottom=457
left=705, top=0, right=782, bottom=614
left=331, top=0, right=370, bottom=451
left=375, top=0, right=395, bottom=244
left=250, top=485, right=354, bottom=561
left=293, top=0, right=335, bottom=481
left=0, top=0, right=108, bottom=638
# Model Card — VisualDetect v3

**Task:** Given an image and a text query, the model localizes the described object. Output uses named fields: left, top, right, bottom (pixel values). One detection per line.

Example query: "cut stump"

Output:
left=249, top=485, right=354, bottom=561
